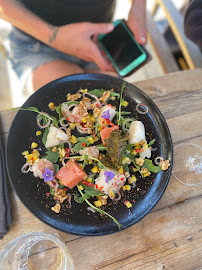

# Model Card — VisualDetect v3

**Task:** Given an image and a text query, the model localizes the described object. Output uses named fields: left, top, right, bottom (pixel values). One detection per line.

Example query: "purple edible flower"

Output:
left=101, top=109, right=110, bottom=120
left=104, top=170, right=115, bottom=183
left=42, top=168, right=54, bottom=182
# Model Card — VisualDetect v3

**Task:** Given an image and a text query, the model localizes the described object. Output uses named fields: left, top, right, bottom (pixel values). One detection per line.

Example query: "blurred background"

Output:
left=0, top=0, right=195, bottom=111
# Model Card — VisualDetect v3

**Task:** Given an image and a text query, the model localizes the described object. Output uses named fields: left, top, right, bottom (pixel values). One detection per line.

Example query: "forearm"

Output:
left=0, top=0, right=58, bottom=46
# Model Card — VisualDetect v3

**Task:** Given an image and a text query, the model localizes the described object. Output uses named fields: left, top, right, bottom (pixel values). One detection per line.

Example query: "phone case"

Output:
left=98, top=19, right=152, bottom=78
left=120, top=19, right=152, bottom=77
left=122, top=44, right=152, bottom=77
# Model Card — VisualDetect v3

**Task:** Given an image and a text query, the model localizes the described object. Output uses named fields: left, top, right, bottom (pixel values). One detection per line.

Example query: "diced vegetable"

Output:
left=55, top=160, right=87, bottom=189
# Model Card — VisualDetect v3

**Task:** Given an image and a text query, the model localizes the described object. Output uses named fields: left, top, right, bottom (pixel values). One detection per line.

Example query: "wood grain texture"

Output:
left=0, top=69, right=202, bottom=270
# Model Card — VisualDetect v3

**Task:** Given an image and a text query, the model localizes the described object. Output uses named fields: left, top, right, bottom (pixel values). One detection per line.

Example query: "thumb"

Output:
left=91, top=43, right=114, bottom=71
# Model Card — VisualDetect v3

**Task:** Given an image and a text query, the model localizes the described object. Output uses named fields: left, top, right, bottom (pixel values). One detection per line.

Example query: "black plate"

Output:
left=6, top=74, right=173, bottom=236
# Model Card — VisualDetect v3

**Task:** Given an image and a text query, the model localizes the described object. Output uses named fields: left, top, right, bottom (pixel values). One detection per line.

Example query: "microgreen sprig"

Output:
left=68, top=155, right=105, bottom=169
left=77, top=185, right=125, bottom=230
left=20, top=107, right=59, bottom=127
left=118, top=82, right=127, bottom=125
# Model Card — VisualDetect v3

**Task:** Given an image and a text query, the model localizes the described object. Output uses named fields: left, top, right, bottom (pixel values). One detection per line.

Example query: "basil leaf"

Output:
left=143, top=159, right=161, bottom=173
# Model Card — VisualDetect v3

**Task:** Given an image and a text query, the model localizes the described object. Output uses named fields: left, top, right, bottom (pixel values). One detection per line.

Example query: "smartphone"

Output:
left=98, top=19, right=151, bottom=77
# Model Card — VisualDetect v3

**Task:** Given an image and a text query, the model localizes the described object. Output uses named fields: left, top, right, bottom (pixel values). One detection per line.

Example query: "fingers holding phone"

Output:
left=98, top=19, right=152, bottom=77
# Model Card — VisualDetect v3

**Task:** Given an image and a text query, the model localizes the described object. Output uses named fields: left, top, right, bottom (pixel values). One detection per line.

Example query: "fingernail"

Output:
left=108, top=24, right=114, bottom=31
left=140, top=37, right=146, bottom=44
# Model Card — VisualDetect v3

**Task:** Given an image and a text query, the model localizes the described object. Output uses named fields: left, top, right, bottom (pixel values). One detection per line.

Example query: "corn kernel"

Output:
left=86, top=177, right=93, bottom=183
left=88, top=160, right=93, bottom=165
left=98, top=126, right=102, bottom=131
left=135, top=145, right=141, bottom=150
left=123, top=101, right=128, bottom=107
left=111, top=96, right=116, bottom=101
left=143, top=171, right=151, bottom=177
left=31, top=142, right=38, bottom=149
left=125, top=201, right=132, bottom=208
left=36, top=131, right=42, bottom=136
left=131, top=149, right=137, bottom=155
left=48, top=102, right=57, bottom=110
left=122, top=185, right=131, bottom=191
left=78, top=185, right=84, bottom=190
left=80, top=88, right=88, bottom=93
left=69, top=123, right=76, bottom=129
left=91, top=166, right=98, bottom=173
left=82, top=117, right=87, bottom=123
left=52, top=147, right=57, bottom=152
left=121, top=157, right=130, bottom=165
left=70, top=135, right=77, bottom=144
left=128, top=175, right=137, bottom=184
left=119, top=167, right=124, bottom=174
left=22, top=151, right=29, bottom=156
left=94, top=200, right=102, bottom=207
left=144, top=144, right=148, bottom=151
left=110, top=190, right=115, bottom=198
left=87, top=137, right=94, bottom=144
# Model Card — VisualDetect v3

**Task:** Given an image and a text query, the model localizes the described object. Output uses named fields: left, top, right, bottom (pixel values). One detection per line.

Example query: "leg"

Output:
left=31, top=60, right=84, bottom=91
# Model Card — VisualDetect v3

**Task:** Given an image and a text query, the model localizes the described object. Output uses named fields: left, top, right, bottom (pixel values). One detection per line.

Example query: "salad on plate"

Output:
left=20, top=82, right=170, bottom=229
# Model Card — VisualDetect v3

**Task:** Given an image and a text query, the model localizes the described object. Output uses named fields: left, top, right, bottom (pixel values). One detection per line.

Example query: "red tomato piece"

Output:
left=55, top=160, right=87, bottom=189
left=100, top=126, right=119, bottom=146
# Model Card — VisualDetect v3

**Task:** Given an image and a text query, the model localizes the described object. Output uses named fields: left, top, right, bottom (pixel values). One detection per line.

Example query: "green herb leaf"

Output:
left=45, top=148, right=60, bottom=163
left=88, top=89, right=105, bottom=97
left=123, top=163, right=129, bottom=172
left=96, top=144, right=108, bottom=151
left=72, top=142, right=84, bottom=152
left=21, top=107, right=59, bottom=127
left=143, top=159, right=162, bottom=173
left=53, top=164, right=60, bottom=174
left=77, top=185, right=125, bottom=230
left=148, top=139, right=156, bottom=147
left=42, top=127, right=49, bottom=146
left=77, top=137, right=88, bottom=143
left=81, top=184, right=104, bottom=196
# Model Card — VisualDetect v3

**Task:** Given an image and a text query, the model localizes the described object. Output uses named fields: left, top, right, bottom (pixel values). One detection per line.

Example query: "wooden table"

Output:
left=0, top=69, right=202, bottom=270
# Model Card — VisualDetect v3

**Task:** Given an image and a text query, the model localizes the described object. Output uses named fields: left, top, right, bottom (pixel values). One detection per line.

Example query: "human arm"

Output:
left=127, top=0, right=147, bottom=44
left=184, top=0, right=202, bottom=49
left=0, top=0, right=114, bottom=71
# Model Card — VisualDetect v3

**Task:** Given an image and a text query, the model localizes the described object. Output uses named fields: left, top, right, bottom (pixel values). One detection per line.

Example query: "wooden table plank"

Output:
left=0, top=69, right=202, bottom=270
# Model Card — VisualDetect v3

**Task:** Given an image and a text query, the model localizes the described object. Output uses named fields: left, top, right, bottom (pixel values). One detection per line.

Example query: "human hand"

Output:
left=53, top=22, right=115, bottom=71
left=127, top=0, right=147, bottom=45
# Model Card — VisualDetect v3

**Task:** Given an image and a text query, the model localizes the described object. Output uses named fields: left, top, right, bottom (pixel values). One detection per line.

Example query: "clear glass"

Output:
left=0, top=232, right=74, bottom=270
left=172, top=143, right=202, bottom=186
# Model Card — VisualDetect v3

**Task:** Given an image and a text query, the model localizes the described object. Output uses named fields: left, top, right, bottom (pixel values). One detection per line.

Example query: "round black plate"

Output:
left=6, top=74, right=173, bottom=236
